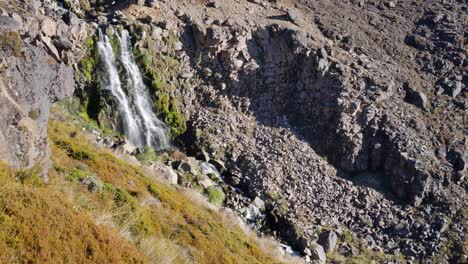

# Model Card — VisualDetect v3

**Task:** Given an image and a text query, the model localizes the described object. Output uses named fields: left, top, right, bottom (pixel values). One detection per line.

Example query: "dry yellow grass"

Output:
left=44, top=109, right=284, bottom=264
left=0, top=163, right=145, bottom=264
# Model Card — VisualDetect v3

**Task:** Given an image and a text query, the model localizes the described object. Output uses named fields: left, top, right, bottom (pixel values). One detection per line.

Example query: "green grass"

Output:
left=206, top=186, right=226, bottom=206
left=45, top=110, right=282, bottom=264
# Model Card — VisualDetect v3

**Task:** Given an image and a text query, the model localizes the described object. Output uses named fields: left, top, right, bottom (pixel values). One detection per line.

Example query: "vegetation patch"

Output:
left=205, top=186, right=226, bottom=206
left=0, top=163, right=145, bottom=264
left=134, top=40, right=187, bottom=138
left=46, top=111, right=283, bottom=264
left=0, top=31, right=22, bottom=57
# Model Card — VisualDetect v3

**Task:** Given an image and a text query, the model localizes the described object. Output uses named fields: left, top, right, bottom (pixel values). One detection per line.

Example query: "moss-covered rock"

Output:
left=0, top=31, right=22, bottom=57
left=133, top=40, right=187, bottom=139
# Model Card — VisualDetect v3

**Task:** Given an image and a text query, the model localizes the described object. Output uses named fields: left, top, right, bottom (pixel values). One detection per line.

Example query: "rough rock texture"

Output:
left=147, top=0, right=465, bottom=261
left=0, top=0, right=75, bottom=170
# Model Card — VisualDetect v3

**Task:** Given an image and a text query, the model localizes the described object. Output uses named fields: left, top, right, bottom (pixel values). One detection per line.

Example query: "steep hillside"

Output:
left=0, top=0, right=466, bottom=263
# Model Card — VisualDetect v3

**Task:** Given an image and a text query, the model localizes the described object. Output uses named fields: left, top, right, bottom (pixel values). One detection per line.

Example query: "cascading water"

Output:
left=119, top=30, right=170, bottom=149
left=97, top=30, right=143, bottom=147
left=97, top=29, right=170, bottom=150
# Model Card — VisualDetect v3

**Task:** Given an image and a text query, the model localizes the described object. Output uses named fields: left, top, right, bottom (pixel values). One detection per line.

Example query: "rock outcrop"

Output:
left=0, top=0, right=84, bottom=171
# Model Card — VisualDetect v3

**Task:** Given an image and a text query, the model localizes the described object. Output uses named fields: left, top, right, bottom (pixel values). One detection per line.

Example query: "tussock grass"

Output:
left=0, top=163, right=145, bottom=264
left=46, top=114, right=284, bottom=263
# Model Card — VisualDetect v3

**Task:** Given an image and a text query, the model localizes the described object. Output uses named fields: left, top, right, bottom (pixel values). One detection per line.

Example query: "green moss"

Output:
left=0, top=31, right=22, bottom=57
left=66, top=168, right=89, bottom=182
left=77, top=35, right=106, bottom=123
left=206, top=187, right=225, bottom=206
left=113, top=188, right=133, bottom=207
left=108, top=34, right=120, bottom=56
left=135, top=147, right=159, bottom=164
left=53, top=138, right=95, bottom=161
left=134, top=45, right=187, bottom=138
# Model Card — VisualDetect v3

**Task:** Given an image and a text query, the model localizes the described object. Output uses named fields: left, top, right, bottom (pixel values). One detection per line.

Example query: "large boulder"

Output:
left=305, top=243, right=326, bottom=264
left=41, top=18, right=57, bottom=37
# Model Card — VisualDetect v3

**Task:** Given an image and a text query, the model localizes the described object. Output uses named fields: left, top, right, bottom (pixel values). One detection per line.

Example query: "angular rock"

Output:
left=52, top=38, right=73, bottom=51
left=63, top=11, right=79, bottom=26
left=308, top=243, right=326, bottom=264
left=0, top=16, right=20, bottom=33
left=288, top=9, right=300, bottom=24
left=252, top=197, right=265, bottom=210
left=405, top=84, right=430, bottom=111
left=41, top=36, right=61, bottom=61
left=148, top=164, right=178, bottom=185
left=41, top=18, right=57, bottom=37
left=199, top=178, right=214, bottom=189
left=318, top=230, right=338, bottom=253
left=118, top=140, right=138, bottom=155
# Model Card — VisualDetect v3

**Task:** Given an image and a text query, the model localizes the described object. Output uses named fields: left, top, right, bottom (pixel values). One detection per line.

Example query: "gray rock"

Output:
left=308, top=243, right=326, bottom=264
left=199, top=178, right=214, bottom=189
left=405, top=84, right=430, bottom=111
left=0, top=16, right=20, bottom=33
left=0, top=45, right=73, bottom=171
left=288, top=9, right=300, bottom=24
left=252, top=197, right=265, bottom=210
left=52, top=38, right=73, bottom=51
left=447, top=148, right=467, bottom=172
left=41, top=36, right=61, bottom=62
left=146, top=0, right=159, bottom=8
left=388, top=1, right=397, bottom=8
left=63, top=11, right=79, bottom=26
left=318, top=230, right=338, bottom=253
left=41, top=18, right=57, bottom=37
left=149, top=164, right=178, bottom=185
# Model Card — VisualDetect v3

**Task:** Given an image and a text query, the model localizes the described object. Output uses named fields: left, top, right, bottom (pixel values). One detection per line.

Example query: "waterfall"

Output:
left=97, top=30, right=143, bottom=147
left=119, top=30, right=170, bottom=149
left=97, top=29, right=170, bottom=150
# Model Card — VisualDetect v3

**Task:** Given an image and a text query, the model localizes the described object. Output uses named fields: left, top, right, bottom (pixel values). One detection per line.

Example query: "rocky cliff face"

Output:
left=0, top=2, right=74, bottom=172
left=0, top=0, right=466, bottom=263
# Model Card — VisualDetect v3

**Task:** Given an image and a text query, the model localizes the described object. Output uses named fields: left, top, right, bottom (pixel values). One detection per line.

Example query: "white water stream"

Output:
left=97, top=29, right=170, bottom=150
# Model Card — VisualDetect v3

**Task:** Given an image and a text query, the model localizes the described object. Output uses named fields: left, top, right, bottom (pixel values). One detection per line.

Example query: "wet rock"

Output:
left=97, top=16, right=108, bottom=24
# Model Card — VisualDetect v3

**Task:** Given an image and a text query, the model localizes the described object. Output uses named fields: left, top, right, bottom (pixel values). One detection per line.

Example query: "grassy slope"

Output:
left=0, top=164, right=144, bottom=264
left=0, top=107, right=281, bottom=263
